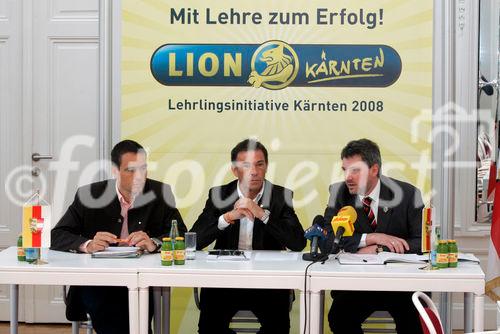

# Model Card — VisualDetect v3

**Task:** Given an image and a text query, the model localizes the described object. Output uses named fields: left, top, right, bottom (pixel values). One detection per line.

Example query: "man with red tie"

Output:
left=321, top=138, right=424, bottom=334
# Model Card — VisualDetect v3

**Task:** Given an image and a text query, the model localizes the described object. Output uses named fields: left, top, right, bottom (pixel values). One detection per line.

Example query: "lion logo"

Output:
left=248, top=41, right=299, bottom=90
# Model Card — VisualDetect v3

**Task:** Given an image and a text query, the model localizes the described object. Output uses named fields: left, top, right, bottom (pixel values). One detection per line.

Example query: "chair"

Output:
left=412, top=291, right=444, bottom=334
left=362, top=310, right=396, bottom=333
left=193, top=287, right=294, bottom=333
left=497, top=301, right=500, bottom=331
left=62, top=286, right=93, bottom=334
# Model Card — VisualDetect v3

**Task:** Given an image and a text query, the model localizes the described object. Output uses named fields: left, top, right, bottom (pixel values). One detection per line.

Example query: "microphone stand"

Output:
left=302, top=251, right=329, bottom=262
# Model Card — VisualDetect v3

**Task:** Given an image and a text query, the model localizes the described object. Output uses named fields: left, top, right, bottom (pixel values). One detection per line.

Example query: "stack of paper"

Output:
left=91, top=247, right=142, bottom=259
left=206, top=250, right=250, bottom=261
left=336, top=252, right=480, bottom=265
left=337, top=252, right=426, bottom=265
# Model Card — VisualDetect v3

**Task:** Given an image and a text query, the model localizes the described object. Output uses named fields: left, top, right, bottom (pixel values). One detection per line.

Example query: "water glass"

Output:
left=185, top=232, right=196, bottom=260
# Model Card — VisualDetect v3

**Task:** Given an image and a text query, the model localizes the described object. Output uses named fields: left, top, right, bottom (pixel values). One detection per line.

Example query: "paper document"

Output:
left=91, top=246, right=142, bottom=258
left=337, top=252, right=427, bottom=265
left=206, top=250, right=250, bottom=261
left=337, top=252, right=480, bottom=265
left=254, top=252, right=300, bottom=261
left=457, top=253, right=480, bottom=263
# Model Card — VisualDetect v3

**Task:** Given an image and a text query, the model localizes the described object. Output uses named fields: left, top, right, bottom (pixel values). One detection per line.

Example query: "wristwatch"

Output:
left=151, top=238, right=162, bottom=252
left=260, top=209, right=271, bottom=221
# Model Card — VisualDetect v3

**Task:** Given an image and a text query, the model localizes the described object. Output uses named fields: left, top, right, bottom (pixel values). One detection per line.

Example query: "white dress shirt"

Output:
left=357, top=179, right=381, bottom=248
left=217, top=181, right=269, bottom=250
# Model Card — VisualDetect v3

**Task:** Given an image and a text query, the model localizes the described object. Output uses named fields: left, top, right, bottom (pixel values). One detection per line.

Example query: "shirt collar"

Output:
left=115, top=181, right=134, bottom=207
left=358, top=178, right=381, bottom=204
left=237, top=180, right=265, bottom=202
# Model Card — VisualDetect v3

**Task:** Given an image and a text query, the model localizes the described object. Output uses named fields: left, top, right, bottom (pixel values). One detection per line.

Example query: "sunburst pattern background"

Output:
left=122, top=0, right=433, bottom=331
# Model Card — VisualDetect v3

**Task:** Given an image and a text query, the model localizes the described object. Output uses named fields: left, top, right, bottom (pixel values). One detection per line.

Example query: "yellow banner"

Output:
left=122, top=1, right=433, bottom=329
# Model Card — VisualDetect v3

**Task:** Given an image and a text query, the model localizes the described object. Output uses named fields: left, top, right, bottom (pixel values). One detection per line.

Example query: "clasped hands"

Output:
left=223, top=198, right=265, bottom=224
left=357, top=233, right=410, bottom=254
left=86, top=231, right=156, bottom=253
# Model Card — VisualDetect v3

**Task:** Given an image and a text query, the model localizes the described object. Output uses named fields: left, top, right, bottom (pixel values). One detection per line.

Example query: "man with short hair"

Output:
left=321, top=138, right=424, bottom=334
left=51, top=139, right=186, bottom=334
left=191, top=139, right=305, bottom=334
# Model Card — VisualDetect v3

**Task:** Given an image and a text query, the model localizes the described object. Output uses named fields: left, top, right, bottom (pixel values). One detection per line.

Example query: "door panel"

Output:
left=0, top=0, right=103, bottom=323
left=29, top=0, right=101, bottom=323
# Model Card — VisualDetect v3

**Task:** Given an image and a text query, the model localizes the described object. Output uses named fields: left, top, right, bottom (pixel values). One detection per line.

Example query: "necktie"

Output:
left=362, top=196, right=377, bottom=230
left=119, top=198, right=131, bottom=244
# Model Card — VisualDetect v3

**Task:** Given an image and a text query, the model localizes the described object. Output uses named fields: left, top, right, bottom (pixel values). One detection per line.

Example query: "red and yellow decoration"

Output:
left=421, top=205, right=432, bottom=253
left=22, top=205, right=50, bottom=248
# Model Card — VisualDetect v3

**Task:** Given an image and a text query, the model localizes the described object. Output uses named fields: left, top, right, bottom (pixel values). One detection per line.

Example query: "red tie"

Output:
left=362, top=197, right=377, bottom=230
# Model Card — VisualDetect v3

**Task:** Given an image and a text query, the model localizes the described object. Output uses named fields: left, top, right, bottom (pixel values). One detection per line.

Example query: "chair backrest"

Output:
left=412, top=291, right=444, bottom=334
left=63, top=286, right=93, bottom=334
left=362, top=310, right=396, bottom=333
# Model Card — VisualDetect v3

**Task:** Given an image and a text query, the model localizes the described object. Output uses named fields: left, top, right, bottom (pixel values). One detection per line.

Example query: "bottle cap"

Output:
left=175, top=237, right=184, bottom=241
left=438, top=240, right=447, bottom=244
left=162, top=237, right=171, bottom=242
left=448, top=239, right=456, bottom=243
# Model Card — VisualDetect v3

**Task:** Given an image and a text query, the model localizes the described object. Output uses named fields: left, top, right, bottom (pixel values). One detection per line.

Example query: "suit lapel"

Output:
left=127, top=181, right=153, bottom=233
left=99, top=180, right=122, bottom=236
left=375, top=182, right=393, bottom=233
left=224, top=181, right=241, bottom=249
left=258, top=180, right=273, bottom=209
left=252, top=180, right=273, bottom=250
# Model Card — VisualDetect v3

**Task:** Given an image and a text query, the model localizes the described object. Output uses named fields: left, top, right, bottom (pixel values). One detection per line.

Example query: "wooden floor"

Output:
left=0, top=322, right=469, bottom=334
left=0, top=323, right=87, bottom=334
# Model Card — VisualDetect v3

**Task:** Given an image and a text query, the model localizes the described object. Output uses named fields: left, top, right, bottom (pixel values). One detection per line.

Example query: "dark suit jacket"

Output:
left=191, top=180, right=305, bottom=251
left=50, top=178, right=186, bottom=320
left=321, top=176, right=424, bottom=254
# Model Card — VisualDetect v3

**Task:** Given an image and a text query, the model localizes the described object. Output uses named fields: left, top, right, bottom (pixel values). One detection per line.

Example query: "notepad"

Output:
left=336, top=252, right=480, bottom=265
left=206, top=250, right=250, bottom=261
left=337, top=252, right=427, bottom=265
left=91, top=246, right=142, bottom=259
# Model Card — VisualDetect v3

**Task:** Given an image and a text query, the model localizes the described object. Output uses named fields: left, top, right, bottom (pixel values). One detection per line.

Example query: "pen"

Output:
left=115, top=239, right=129, bottom=243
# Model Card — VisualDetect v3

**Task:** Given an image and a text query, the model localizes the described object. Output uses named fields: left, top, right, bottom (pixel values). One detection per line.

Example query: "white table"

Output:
left=137, top=250, right=310, bottom=334
left=308, top=258, right=485, bottom=334
left=0, top=247, right=140, bottom=334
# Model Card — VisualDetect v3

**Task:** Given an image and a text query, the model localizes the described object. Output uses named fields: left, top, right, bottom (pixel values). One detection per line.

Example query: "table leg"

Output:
left=473, top=294, right=484, bottom=332
left=319, top=291, right=325, bottom=334
left=309, top=291, right=322, bottom=334
left=128, top=287, right=139, bottom=334
left=10, top=284, right=18, bottom=334
left=299, top=290, right=307, bottom=334
left=139, top=287, right=149, bottom=334
left=464, top=292, right=473, bottom=333
left=162, top=287, right=170, bottom=334
left=153, top=287, right=162, bottom=334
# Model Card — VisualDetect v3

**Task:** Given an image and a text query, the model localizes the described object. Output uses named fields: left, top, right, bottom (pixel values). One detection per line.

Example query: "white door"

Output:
left=0, top=0, right=106, bottom=323
left=0, top=0, right=25, bottom=322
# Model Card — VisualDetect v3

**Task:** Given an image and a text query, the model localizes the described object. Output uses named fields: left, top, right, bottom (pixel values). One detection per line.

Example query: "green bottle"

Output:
left=436, top=240, right=449, bottom=269
left=17, top=235, right=25, bottom=261
left=448, top=239, right=458, bottom=268
left=161, top=237, right=173, bottom=266
left=174, top=237, right=185, bottom=265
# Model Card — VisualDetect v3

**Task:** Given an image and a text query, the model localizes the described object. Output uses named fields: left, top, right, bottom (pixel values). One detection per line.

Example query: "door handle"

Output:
left=32, top=153, right=53, bottom=162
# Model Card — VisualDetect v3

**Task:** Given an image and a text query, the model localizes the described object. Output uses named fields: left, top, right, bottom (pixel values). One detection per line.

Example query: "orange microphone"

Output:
left=331, top=206, right=357, bottom=246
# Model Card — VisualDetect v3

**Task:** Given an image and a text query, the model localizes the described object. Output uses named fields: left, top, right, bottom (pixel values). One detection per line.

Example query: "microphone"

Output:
left=302, top=215, right=328, bottom=261
left=330, top=206, right=357, bottom=252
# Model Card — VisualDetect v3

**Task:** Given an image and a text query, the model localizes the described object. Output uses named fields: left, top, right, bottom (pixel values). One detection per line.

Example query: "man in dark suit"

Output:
left=321, top=138, right=424, bottom=334
left=191, top=139, right=305, bottom=334
left=51, top=139, right=186, bottom=334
